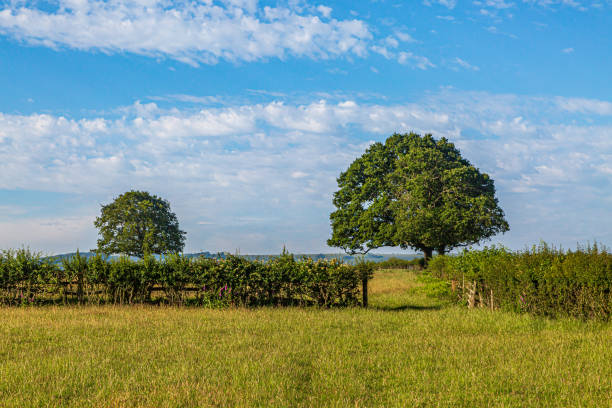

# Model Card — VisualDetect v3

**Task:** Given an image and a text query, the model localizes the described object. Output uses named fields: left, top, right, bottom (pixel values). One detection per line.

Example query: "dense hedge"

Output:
left=375, top=257, right=424, bottom=270
left=0, top=249, right=364, bottom=307
left=428, top=244, right=612, bottom=320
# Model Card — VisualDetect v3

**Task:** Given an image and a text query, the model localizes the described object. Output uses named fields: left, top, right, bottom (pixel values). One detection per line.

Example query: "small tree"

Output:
left=94, top=190, right=186, bottom=258
left=328, top=133, right=509, bottom=261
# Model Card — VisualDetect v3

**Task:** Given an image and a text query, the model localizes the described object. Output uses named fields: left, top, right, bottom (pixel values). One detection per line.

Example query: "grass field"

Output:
left=1, top=270, right=611, bottom=407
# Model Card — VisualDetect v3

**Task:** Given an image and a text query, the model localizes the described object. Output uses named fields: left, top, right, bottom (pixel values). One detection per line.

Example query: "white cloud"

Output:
left=556, top=97, right=612, bottom=115
left=2, top=90, right=612, bottom=252
left=371, top=45, right=435, bottom=70
left=395, top=31, right=417, bottom=42
left=522, top=0, right=588, bottom=10
left=562, top=47, right=574, bottom=53
left=384, top=36, right=400, bottom=48
left=452, top=57, right=480, bottom=71
left=371, top=45, right=394, bottom=59
left=423, top=0, right=458, bottom=9
left=0, top=215, right=96, bottom=253
left=0, top=0, right=444, bottom=70
left=475, top=0, right=516, bottom=9
left=0, top=0, right=371, bottom=65
left=473, top=0, right=599, bottom=22
left=0, top=0, right=605, bottom=70
left=398, top=51, right=436, bottom=70
left=316, top=5, right=332, bottom=18
left=0, top=205, right=28, bottom=217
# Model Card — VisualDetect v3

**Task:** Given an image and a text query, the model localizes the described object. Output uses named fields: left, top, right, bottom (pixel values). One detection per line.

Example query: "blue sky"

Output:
left=1, top=0, right=611, bottom=254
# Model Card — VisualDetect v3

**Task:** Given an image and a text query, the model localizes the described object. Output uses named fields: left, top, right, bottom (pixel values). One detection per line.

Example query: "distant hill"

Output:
left=186, top=252, right=420, bottom=264
left=49, top=251, right=420, bottom=264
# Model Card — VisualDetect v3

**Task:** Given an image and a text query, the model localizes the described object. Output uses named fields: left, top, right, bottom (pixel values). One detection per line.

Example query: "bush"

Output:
left=429, top=243, right=612, bottom=320
left=414, top=272, right=453, bottom=299
left=0, top=248, right=58, bottom=305
left=376, top=257, right=425, bottom=270
left=0, top=250, right=365, bottom=308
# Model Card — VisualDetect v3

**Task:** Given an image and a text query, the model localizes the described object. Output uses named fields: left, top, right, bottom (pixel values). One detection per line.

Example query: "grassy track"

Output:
left=1, top=270, right=611, bottom=407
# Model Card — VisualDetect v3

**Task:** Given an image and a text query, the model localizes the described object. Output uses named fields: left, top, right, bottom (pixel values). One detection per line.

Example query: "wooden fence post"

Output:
left=362, top=278, right=368, bottom=308
left=467, top=281, right=476, bottom=308
left=77, top=271, right=84, bottom=305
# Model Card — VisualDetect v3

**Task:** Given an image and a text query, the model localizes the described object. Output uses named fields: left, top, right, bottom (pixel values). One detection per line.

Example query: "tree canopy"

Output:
left=328, top=133, right=509, bottom=259
left=94, top=190, right=186, bottom=257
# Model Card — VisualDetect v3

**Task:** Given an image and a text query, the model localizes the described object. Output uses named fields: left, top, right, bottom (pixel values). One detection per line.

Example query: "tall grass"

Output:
left=0, top=269, right=610, bottom=407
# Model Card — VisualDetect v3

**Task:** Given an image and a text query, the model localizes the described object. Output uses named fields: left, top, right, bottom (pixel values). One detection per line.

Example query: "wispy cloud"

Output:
left=394, top=31, right=417, bottom=42
left=523, top=0, right=588, bottom=11
left=556, top=97, right=612, bottom=115
left=451, top=57, right=480, bottom=71
left=423, top=0, right=458, bottom=9
left=371, top=45, right=435, bottom=70
left=0, top=215, right=96, bottom=253
left=475, top=0, right=516, bottom=9
left=398, top=51, right=436, bottom=70
left=0, top=0, right=372, bottom=65
left=0, top=0, right=443, bottom=70
left=473, top=0, right=600, bottom=22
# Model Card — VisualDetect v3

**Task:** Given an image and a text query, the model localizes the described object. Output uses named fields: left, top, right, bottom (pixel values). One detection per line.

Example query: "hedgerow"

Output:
left=0, top=248, right=362, bottom=307
left=374, top=257, right=425, bottom=270
left=428, top=243, right=612, bottom=320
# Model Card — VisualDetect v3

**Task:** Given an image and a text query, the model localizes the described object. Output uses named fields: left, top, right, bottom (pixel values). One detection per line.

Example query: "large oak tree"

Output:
left=328, top=133, right=509, bottom=260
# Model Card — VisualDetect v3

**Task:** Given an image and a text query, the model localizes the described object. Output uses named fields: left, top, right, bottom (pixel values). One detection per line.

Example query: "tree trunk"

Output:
left=423, top=247, right=433, bottom=262
left=438, top=246, right=446, bottom=256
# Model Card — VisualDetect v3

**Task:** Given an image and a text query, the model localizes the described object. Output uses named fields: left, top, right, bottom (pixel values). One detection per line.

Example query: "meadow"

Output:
left=1, top=269, right=611, bottom=407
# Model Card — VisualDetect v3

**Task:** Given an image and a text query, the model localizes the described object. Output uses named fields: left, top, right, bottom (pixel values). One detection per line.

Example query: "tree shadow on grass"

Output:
left=373, top=304, right=445, bottom=312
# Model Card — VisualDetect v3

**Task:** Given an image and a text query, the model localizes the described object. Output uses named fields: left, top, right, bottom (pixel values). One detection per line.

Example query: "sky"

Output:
left=1, top=0, right=611, bottom=255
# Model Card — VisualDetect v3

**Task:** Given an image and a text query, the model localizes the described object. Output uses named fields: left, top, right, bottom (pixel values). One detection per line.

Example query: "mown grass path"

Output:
left=1, top=270, right=611, bottom=407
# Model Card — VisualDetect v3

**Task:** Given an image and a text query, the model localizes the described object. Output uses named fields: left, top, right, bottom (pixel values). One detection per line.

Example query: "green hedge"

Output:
left=428, top=243, right=612, bottom=320
left=375, top=257, right=425, bottom=270
left=0, top=249, right=363, bottom=307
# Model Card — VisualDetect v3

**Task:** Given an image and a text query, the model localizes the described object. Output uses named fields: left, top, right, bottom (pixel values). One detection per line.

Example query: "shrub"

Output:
left=429, top=243, right=612, bottom=320
left=414, top=272, right=453, bottom=299
left=376, top=257, right=425, bottom=270
left=0, top=250, right=365, bottom=308
left=0, top=248, right=58, bottom=305
left=301, top=258, right=360, bottom=307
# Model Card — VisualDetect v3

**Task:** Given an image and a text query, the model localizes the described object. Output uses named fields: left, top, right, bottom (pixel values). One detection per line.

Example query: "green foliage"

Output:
left=413, top=272, right=453, bottom=299
left=375, top=257, right=425, bottom=270
left=0, top=250, right=365, bottom=307
left=94, top=190, right=186, bottom=257
left=61, top=249, right=89, bottom=304
left=0, top=248, right=56, bottom=305
left=300, top=257, right=361, bottom=306
left=354, top=258, right=375, bottom=280
left=0, top=248, right=58, bottom=305
left=429, top=243, right=612, bottom=320
left=328, top=133, right=509, bottom=259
